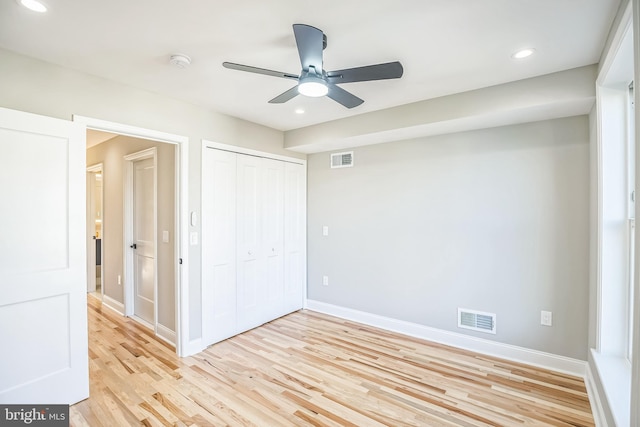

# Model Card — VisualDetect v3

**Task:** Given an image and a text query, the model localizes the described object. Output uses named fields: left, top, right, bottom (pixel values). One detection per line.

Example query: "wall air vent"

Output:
left=458, top=308, right=496, bottom=334
left=331, top=151, right=354, bottom=168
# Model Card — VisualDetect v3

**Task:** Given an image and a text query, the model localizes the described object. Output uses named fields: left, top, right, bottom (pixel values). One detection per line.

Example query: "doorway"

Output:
left=86, top=164, right=103, bottom=299
left=78, top=115, right=189, bottom=356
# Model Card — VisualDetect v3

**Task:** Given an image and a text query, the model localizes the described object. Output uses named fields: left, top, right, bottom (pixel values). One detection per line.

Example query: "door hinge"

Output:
left=179, top=258, right=183, bottom=265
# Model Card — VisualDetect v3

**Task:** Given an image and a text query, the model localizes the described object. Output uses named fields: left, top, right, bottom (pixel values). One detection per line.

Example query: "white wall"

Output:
left=0, top=47, right=304, bottom=344
left=307, top=116, right=590, bottom=359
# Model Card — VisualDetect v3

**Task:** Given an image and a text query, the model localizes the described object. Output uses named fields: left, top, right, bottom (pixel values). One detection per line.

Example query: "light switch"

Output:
left=190, top=232, right=198, bottom=246
left=322, top=226, right=329, bottom=236
left=162, top=230, right=169, bottom=243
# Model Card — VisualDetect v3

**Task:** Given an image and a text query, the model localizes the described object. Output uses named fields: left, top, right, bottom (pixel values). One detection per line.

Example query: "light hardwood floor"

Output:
left=71, top=296, right=594, bottom=426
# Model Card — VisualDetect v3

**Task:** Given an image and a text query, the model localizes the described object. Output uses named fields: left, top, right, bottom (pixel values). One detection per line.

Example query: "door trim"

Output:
left=86, top=163, right=104, bottom=299
left=203, top=140, right=306, bottom=165
left=74, top=115, right=189, bottom=356
left=124, top=148, right=157, bottom=330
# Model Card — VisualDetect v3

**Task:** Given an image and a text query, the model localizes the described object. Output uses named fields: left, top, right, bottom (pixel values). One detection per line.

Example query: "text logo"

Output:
left=1, top=405, right=68, bottom=426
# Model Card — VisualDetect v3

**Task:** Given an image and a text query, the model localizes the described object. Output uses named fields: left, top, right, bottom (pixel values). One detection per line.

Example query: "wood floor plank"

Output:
left=72, top=296, right=594, bottom=426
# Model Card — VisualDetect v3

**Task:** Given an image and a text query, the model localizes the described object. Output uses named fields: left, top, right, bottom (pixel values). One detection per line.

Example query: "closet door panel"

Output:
left=284, top=162, right=306, bottom=313
left=236, top=154, right=265, bottom=331
left=202, top=148, right=237, bottom=345
left=263, top=159, right=285, bottom=320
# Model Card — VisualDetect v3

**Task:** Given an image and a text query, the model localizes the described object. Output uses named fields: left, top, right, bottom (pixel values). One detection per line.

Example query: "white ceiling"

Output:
left=0, top=0, right=620, bottom=132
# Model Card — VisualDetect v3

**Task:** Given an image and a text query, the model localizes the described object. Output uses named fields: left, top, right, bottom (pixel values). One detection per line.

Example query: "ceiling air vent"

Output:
left=458, top=308, right=496, bottom=334
left=331, top=151, right=354, bottom=168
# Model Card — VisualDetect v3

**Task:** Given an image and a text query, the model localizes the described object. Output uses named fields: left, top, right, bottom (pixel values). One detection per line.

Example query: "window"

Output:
left=594, top=6, right=635, bottom=425
left=627, top=81, right=635, bottom=362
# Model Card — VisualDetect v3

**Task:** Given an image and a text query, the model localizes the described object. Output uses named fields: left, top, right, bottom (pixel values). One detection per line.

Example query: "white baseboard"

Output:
left=585, top=361, right=608, bottom=427
left=102, top=295, right=125, bottom=315
left=305, top=299, right=587, bottom=377
left=156, top=324, right=176, bottom=347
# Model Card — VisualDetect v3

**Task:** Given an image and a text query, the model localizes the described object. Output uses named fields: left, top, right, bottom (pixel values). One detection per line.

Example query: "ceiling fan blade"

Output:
left=268, top=86, right=300, bottom=104
left=223, top=62, right=299, bottom=80
left=293, top=24, right=324, bottom=71
left=326, top=84, right=364, bottom=109
left=327, top=61, right=404, bottom=84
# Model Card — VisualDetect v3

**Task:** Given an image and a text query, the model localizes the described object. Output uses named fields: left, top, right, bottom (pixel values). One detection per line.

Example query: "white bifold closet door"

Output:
left=261, top=158, right=285, bottom=322
left=283, top=160, right=305, bottom=314
left=236, top=153, right=266, bottom=331
left=202, top=147, right=305, bottom=347
left=202, top=149, right=238, bottom=344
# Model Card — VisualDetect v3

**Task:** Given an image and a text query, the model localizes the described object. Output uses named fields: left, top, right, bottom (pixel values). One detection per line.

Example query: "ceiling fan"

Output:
left=223, top=24, right=404, bottom=109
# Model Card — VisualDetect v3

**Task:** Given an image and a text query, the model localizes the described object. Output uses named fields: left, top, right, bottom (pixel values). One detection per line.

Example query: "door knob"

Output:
left=130, top=243, right=137, bottom=249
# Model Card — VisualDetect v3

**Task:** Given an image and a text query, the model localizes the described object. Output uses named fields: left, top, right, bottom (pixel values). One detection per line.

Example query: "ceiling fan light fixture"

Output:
left=17, top=0, right=47, bottom=12
left=298, top=76, right=328, bottom=97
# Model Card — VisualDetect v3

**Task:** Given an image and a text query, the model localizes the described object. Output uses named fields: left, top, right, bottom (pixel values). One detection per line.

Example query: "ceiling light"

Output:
left=17, top=0, right=47, bottom=12
left=298, top=76, right=328, bottom=97
left=512, top=48, right=536, bottom=59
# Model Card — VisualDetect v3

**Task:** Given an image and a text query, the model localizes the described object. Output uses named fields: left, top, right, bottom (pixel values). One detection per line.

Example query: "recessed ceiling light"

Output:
left=295, top=108, right=305, bottom=115
left=512, top=48, right=536, bottom=59
left=17, top=0, right=47, bottom=13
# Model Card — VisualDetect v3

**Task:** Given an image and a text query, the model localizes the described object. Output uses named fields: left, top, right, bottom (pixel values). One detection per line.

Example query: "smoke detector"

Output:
left=169, top=54, right=191, bottom=69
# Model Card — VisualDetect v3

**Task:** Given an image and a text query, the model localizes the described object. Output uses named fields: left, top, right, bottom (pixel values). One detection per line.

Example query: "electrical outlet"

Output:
left=322, top=276, right=329, bottom=286
left=541, top=310, right=552, bottom=326
left=322, top=226, right=329, bottom=236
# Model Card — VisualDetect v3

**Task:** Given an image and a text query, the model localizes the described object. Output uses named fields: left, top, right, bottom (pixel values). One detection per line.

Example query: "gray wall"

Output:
left=307, top=116, right=590, bottom=360
left=87, top=136, right=176, bottom=331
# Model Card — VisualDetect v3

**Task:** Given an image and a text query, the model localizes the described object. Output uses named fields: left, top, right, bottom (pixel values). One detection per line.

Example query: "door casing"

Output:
left=74, top=115, right=189, bottom=356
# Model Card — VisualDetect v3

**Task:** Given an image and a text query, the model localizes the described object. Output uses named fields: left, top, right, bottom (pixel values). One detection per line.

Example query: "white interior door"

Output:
left=236, top=154, right=265, bottom=331
left=133, top=157, right=156, bottom=325
left=284, top=162, right=306, bottom=313
left=202, top=148, right=237, bottom=345
left=201, top=142, right=306, bottom=347
left=263, top=158, right=285, bottom=320
left=0, top=107, right=88, bottom=404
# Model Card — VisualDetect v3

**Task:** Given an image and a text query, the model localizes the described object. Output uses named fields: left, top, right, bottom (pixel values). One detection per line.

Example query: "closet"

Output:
left=201, top=145, right=306, bottom=346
